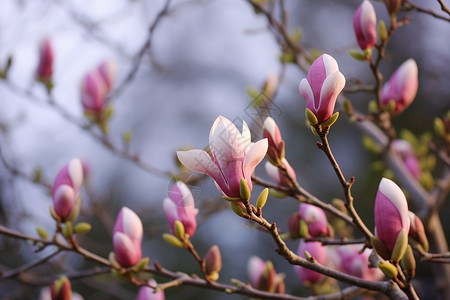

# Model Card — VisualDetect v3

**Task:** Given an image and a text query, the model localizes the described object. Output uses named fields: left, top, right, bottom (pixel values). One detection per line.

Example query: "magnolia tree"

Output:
left=0, top=0, right=449, bottom=299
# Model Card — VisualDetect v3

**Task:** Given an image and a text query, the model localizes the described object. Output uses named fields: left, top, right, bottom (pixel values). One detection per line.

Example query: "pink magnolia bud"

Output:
left=36, top=37, right=54, bottom=81
left=247, top=256, right=283, bottom=293
left=163, top=181, right=197, bottom=237
left=50, top=276, right=71, bottom=300
left=353, top=0, right=377, bottom=50
left=52, top=158, right=83, bottom=219
left=81, top=70, right=108, bottom=114
left=97, top=59, right=117, bottom=93
left=408, top=211, right=429, bottom=252
left=137, top=279, right=165, bottom=300
left=381, top=59, right=418, bottom=115
left=332, top=245, right=383, bottom=281
left=384, top=0, right=402, bottom=15
left=177, top=116, right=268, bottom=198
left=113, top=207, right=143, bottom=268
left=299, top=203, right=329, bottom=238
left=263, top=117, right=284, bottom=164
left=264, top=158, right=297, bottom=188
left=295, top=241, right=327, bottom=285
left=288, top=212, right=301, bottom=238
left=299, top=54, right=346, bottom=123
left=204, top=245, right=222, bottom=277
left=374, top=178, right=410, bottom=252
left=391, top=140, right=421, bottom=180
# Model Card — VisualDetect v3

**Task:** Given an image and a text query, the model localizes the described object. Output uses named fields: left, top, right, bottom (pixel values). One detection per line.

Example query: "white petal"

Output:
left=121, top=207, right=143, bottom=243
left=243, top=139, right=268, bottom=180
left=265, top=161, right=281, bottom=184
left=378, top=178, right=410, bottom=229
left=68, top=158, right=83, bottom=191
left=299, top=78, right=315, bottom=107
left=322, top=54, right=339, bottom=76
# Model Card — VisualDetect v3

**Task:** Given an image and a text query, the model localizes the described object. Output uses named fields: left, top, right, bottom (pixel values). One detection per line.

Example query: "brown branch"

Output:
left=405, top=0, right=450, bottom=22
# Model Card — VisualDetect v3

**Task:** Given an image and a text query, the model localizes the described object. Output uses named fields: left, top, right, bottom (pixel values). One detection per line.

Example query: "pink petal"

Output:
left=317, top=70, right=346, bottom=122
left=247, top=256, right=266, bottom=287
left=243, top=139, right=268, bottom=187
left=53, top=185, right=76, bottom=218
left=113, top=232, right=141, bottom=268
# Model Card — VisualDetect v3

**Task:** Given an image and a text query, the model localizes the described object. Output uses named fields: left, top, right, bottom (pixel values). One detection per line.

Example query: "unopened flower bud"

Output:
left=113, top=207, right=143, bottom=268
left=295, top=241, right=327, bottom=285
left=265, top=158, right=297, bottom=188
left=288, top=212, right=301, bottom=238
left=97, top=59, right=117, bottom=93
left=408, top=211, right=429, bottom=252
left=204, top=245, right=222, bottom=281
left=391, top=140, right=421, bottom=180
left=247, top=257, right=283, bottom=293
left=36, top=37, right=54, bottom=83
left=137, top=279, right=165, bottom=300
left=353, top=0, right=377, bottom=51
left=299, top=203, right=329, bottom=238
left=378, top=260, right=398, bottom=279
left=263, top=117, right=285, bottom=165
left=51, top=275, right=71, bottom=300
left=332, top=245, right=383, bottom=280
left=401, top=245, right=416, bottom=280
left=384, top=0, right=402, bottom=15
left=81, top=70, right=108, bottom=115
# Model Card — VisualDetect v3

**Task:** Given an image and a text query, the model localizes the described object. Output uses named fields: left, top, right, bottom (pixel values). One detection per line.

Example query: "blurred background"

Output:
left=0, top=0, right=449, bottom=299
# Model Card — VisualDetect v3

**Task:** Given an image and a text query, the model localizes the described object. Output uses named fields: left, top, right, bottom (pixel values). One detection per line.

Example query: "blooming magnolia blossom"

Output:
left=36, top=37, right=54, bottom=81
left=113, top=207, right=143, bottom=268
left=381, top=59, right=418, bottom=115
left=52, top=158, right=83, bottom=219
left=163, top=181, right=197, bottom=237
left=353, top=0, right=377, bottom=50
left=177, top=116, right=268, bottom=198
left=299, top=203, right=329, bottom=238
left=374, top=178, right=410, bottom=252
left=295, top=241, right=327, bottom=285
left=391, top=140, right=421, bottom=180
left=299, top=54, right=346, bottom=123
left=332, top=245, right=383, bottom=281
left=263, top=117, right=284, bottom=164
left=264, top=158, right=297, bottom=188
left=136, top=279, right=165, bottom=300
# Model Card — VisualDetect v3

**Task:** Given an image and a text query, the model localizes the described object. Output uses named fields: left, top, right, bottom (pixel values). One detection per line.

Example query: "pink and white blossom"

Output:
left=113, top=207, right=143, bottom=268
left=136, top=279, right=165, bottom=300
left=381, top=59, right=418, bottom=115
left=353, top=0, right=377, bottom=50
left=52, top=158, right=83, bottom=219
left=299, top=54, right=346, bottom=123
left=299, top=203, right=329, bottom=238
left=295, top=241, right=327, bottom=285
left=374, top=178, right=410, bottom=252
left=247, top=256, right=284, bottom=293
left=177, top=116, right=268, bottom=198
left=263, top=117, right=284, bottom=163
left=391, top=140, right=421, bottom=180
left=163, top=181, right=197, bottom=237
left=264, top=158, right=297, bottom=188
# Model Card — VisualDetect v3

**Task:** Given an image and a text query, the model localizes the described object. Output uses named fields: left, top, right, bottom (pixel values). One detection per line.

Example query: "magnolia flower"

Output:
left=113, top=207, right=143, bottom=268
left=36, top=37, right=54, bottom=81
left=204, top=245, right=222, bottom=279
left=81, top=70, right=108, bottom=114
left=391, top=140, right=421, bottom=180
left=177, top=116, right=268, bottom=198
left=332, top=245, right=383, bottom=281
left=52, top=158, right=83, bottom=220
left=374, top=178, right=410, bottom=255
left=163, top=181, right=197, bottom=237
left=408, top=211, right=429, bottom=252
left=97, top=59, right=117, bottom=92
left=353, top=0, right=377, bottom=50
left=299, top=54, right=346, bottom=123
left=136, top=279, right=165, bottom=300
left=264, top=158, right=297, bottom=188
left=381, top=59, right=418, bottom=115
left=295, top=241, right=327, bottom=285
left=263, top=117, right=284, bottom=164
left=247, top=256, right=285, bottom=293
left=299, top=203, right=329, bottom=238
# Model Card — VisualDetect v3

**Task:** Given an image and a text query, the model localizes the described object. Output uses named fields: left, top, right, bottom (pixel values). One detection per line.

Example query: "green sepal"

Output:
left=62, top=221, right=73, bottom=239
left=368, top=100, right=378, bottom=115
left=36, top=226, right=49, bottom=240
left=343, top=99, right=354, bottom=115
left=162, top=233, right=185, bottom=248
left=304, top=250, right=315, bottom=262
left=74, top=222, right=91, bottom=235
left=378, top=20, right=388, bottom=42
left=222, top=195, right=242, bottom=202
left=66, top=194, right=81, bottom=223
left=174, top=220, right=185, bottom=239
left=434, top=117, right=445, bottom=137
left=348, top=50, right=366, bottom=61
left=378, top=261, right=398, bottom=279
left=239, top=178, right=251, bottom=200
left=123, top=131, right=132, bottom=146
left=299, top=220, right=309, bottom=238
left=49, top=206, right=60, bottom=222
left=321, top=112, right=339, bottom=128
left=109, top=252, right=120, bottom=269
left=305, top=108, right=318, bottom=126
left=133, top=257, right=149, bottom=272
left=401, top=245, right=416, bottom=279
left=371, top=235, right=391, bottom=260
left=207, top=271, right=219, bottom=281
left=391, top=229, right=408, bottom=263
left=256, top=188, right=269, bottom=209
left=230, top=202, right=247, bottom=218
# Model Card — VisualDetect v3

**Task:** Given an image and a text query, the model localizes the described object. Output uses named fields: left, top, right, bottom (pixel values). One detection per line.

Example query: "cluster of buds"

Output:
left=247, top=256, right=285, bottom=294
left=391, top=139, right=421, bottom=180
left=36, top=37, right=54, bottom=89
left=295, top=241, right=327, bottom=286
left=381, top=59, right=418, bottom=115
left=137, top=279, right=165, bottom=300
left=163, top=181, right=197, bottom=239
left=51, top=158, right=83, bottom=222
left=332, top=245, right=383, bottom=281
left=112, top=207, right=143, bottom=268
left=177, top=116, right=267, bottom=201
left=299, top=54, right=346, bottom=129
left=372, top=178, right=410, bottom=265
left=81, top=59, right=117, bottom=128
left=289, top=203, right=330, bottom=238
left=353, top=0, right=377, bottom=52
